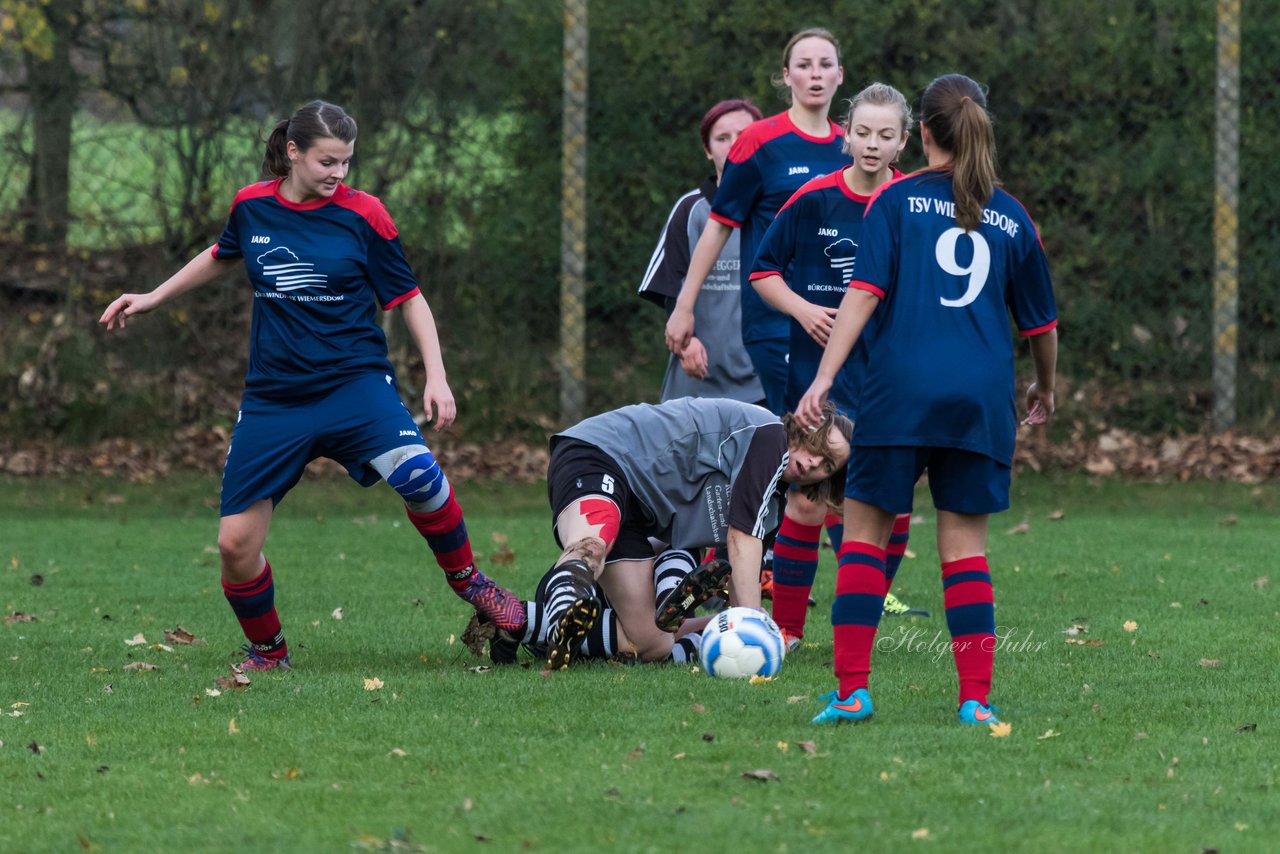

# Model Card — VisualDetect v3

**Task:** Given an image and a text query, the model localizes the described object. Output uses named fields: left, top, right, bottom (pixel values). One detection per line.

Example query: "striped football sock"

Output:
left=770, top=516, right=821, bottom=639
left=942, top=556, right=996, bottom=705
left=884, top=514, right=912, bottom=590
left=831, top=541, right=887, bottom=698
left=405, top=488, right=476, bottom=591
left=222, top=559, right=286, bottom=658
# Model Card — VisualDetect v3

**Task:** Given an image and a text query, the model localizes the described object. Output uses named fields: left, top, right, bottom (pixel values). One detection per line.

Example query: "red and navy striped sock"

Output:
left=831, top=541, right=887, bottom=697
left=770, top=516, right=821, bottom=639
left=884, top=514, right=912, bottom=590
left=405, top=488, right=476, bottom=592
left=823, top=511, right=844, bottom=553
left=222, top=560, right=286, bottom=658
left=942, top=555, right=996, bottom=705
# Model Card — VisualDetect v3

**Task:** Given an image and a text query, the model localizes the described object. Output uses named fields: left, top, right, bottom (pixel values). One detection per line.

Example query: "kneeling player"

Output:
left=528, top=397, right=851, bottom=670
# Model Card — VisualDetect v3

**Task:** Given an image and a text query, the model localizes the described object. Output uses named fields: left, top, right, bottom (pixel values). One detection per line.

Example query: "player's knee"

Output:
left=382, top=446, right=450, bottom=513
left=630, top=629, right=674, bottom=662
left=217, top=529, right=258, bottom=572
left=561, top=536, right=607, bottom=570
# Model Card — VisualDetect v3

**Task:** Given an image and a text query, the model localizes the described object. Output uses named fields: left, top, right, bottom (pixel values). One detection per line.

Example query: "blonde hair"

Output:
left=841, top=82, right=913, bottom=157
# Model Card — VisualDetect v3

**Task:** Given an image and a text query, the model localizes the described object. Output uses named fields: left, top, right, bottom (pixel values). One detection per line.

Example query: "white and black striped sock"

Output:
left=653, top=548, right=698, bottom=607
left=576, top=608, right=617, bottom=658
left=670, top=636, right=699, bottom=663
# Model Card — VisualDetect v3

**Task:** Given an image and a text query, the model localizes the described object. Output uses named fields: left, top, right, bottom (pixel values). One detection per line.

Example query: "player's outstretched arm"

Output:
left=99, top=246, right=234, bottom=330
left=399, top=293, right=456, bottom=431
left=1023, top=327, right=1058, bottom=425
left=797, top=287, right=880, bottom=425
left=725, top=526, right=765, bottom=612
left=752, top=274, right=838, bottom=346
left=665, top=219, right=733, bottom=355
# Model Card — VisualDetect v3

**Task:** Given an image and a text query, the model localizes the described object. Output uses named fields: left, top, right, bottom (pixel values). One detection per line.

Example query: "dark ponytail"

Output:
left=259, top=100, right=358, bottom=180
left=920, top=75, right=997, bottom=231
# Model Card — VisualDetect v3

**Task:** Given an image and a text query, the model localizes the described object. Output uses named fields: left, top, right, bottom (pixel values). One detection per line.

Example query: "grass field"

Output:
left=3, top=471, right=1278, bottom=852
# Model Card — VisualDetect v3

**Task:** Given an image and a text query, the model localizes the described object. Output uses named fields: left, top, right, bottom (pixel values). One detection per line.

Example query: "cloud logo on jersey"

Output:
left=824, top=238, right=857, bottom=286
left=255, top=246, right=330, bottom=292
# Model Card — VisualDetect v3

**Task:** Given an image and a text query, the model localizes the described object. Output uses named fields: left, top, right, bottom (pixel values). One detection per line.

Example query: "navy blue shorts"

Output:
left=845, top=445, right=1010, bottom=516
left=220, top=372, right=423, bottom=516
left=744, top=337, right=789, bottom=417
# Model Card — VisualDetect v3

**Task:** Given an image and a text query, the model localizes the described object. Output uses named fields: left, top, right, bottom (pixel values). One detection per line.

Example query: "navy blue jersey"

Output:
left=850, top=171, right=1058, bottom=465
left=750, top=168, right=900, bottom=415
left=711, top=111, right=850, bottom=346
left=213, top=180, right=420, bottom=401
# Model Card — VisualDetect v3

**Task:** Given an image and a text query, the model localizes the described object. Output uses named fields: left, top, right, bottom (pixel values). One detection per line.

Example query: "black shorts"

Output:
left=546, top=438, right=657, bottom=563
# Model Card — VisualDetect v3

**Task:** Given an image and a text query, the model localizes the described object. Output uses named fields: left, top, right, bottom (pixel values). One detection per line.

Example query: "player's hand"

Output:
left=665, top=306, right=694, bottom=355
left=796, top=377, right=832, bottom=428
left=1021, top=382, right=1055, bottom=425
left=796, top=303, right=839, bottom=347
left=680, top=336, right=708, bottom=380
left=422, top=378, right=457, bottom=431
left=99, top=292, right=159, bottom=331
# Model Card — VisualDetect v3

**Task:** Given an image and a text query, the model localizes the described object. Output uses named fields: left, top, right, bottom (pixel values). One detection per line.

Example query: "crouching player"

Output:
left=514, top=397, right=851, bottom=671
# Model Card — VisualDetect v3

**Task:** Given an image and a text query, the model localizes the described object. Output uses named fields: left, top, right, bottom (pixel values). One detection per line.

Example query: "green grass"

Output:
left=3, top=472, right=1278, bottom=852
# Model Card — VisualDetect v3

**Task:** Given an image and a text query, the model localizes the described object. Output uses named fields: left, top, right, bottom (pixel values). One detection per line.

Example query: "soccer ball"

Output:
left=699, top=607, right=786, bottom=679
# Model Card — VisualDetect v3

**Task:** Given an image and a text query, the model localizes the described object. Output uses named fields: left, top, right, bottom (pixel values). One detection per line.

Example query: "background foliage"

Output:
left=0, top=0, right=1276, bottom=442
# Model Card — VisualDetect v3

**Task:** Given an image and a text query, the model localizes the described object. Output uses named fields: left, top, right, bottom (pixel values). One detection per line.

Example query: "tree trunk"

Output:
left=23, top=0, right=78, bottom=249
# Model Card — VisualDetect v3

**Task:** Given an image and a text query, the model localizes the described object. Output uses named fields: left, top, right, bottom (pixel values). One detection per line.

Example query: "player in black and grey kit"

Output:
left=639, top=99, right=764, bottom=405
left=524, top=397, right=851, bottom=670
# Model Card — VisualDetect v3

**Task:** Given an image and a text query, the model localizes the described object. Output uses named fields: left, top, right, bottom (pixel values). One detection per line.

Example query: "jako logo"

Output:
left=788, top=166, right=810, bottom=176
left=249, top=235, right=270, bottom=245
left=398, top=429, right=417, bottom=437
left=817, top=227, right=838, bottom=237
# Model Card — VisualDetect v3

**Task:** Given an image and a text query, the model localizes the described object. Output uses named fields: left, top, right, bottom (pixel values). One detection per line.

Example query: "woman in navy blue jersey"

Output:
left=749, top=83, right=923, bottom=651
left=664, top=27, right=850, bottom=417
left=798, top=75, right=1058, bottom=727
left=99, top=101, right=525, bottom=670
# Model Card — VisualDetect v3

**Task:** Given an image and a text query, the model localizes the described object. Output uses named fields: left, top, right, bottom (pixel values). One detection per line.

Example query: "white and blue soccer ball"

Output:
left=699, top=607, right=786, bottom=679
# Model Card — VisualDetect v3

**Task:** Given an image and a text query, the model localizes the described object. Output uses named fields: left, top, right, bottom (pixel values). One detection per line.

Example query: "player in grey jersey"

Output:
left=535, top=397, right=851, bottom=670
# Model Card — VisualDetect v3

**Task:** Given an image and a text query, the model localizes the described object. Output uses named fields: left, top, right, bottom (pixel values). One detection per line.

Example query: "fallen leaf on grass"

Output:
left=775, top=741, right=789, bottom=752
left=989, top=721, right=1013, bottom=738
left=911, top=828, right=930, bottom=840
left=1235, top=822, right=1249, bottom=831
left=467, top=666, right=491, bottom=674
left=149, top=643, right=174, bottom=654
left=1047, top=510, right=1066, bottom=520
left=228, top=718, right=239, bottom=735
left=163, top=627, right=205, bottom=646
left=672, top=752, right=687, bottom=760
left=331, top=607, right=344, bottom=621
left=1065, top=638, right=1103, bottom=646
left=489, top=531, right=515, bottom=565
left=1006, top=520, right=1030, bottom=535
left=626, top=745, right=645, bottom=760
left=1219, top=514, right=1238, bottom=527
left=786, top=695, right=808, bottom=704
left=363, top=677, right=384, bottom=691
left=30, top=574, right=43, bottom=586
left=27, top=741, right=43, bottom=754
left=1254, top=576, right=1269, bottom=590
left=794, top=740, right=817, bottom=755
left=188, top=773, right=209, bottom=785
left=748, top=674, right=774, bottom=684
left=76, top=833, right=97, bottom=851
left=1234, top=723, right=1257, bottom=733
left=205, top=689, right=221, bottom=697
left=1199, top=658, right=1220, bottom=668
left=10, top=702, right=29, bottom=708
left=7, top=709, right=24, bottom=717
left=123, top=633, right=146, bottom=647
left=3, top=612, right=37, bottom=624
left=215, top=670, right=251, bottom=690
left=1063, top=624, right=1088, bottom=636
left=122, top=662, right=158, bottom=671
left=1123, top=620, right=1139, bottom=632
left=102, top=684, right=113, bottom=694
left=741, top=769, right=780, bottom=782
left=387, top=748, right=408, bottom=758
left=1037, top=730, right=1061, bottom=740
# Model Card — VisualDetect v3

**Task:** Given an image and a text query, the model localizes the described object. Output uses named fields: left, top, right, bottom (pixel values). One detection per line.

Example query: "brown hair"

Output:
left=841, top=82, right=913, bottom=158
left=919, top=74, right=997, bottom=231
left=783, top=402, right=854, bottom=507
left=699, top=98, right=763, bottom=151
left=771, top=28, right=842, bottom=101
left=261, top=100, right=359, bottom=179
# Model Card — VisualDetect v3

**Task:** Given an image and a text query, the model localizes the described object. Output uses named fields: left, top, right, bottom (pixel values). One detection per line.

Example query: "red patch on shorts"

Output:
left=578, top=497, right=621, bottom=546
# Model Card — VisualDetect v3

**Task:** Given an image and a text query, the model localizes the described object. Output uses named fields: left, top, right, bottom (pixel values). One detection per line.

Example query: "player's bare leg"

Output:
left=217, top=500, right=290, bottom=669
